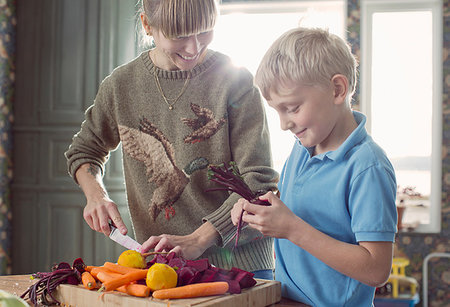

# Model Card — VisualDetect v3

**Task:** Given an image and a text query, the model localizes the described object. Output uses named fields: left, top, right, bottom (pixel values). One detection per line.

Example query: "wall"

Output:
left=347, top=0, right=450, bottom=305
left=0, top=0, right=15, bottom=275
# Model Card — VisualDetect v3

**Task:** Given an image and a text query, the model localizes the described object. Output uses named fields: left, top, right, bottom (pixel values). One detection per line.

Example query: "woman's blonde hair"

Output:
left=255, top=27, right=358, bottom=102
left=139, top=0, right=218, bottom=39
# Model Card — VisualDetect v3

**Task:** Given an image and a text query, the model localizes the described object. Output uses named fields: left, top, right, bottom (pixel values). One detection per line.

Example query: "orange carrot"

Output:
left=81, top=271, right=97, bottom=290
left=117, top=284, right=151, bottom=297
left=96, top=270, right=123, bottom=283
left=90, top=266, right=117, bottom=279
left=103, top=262, right=143, bottom=275
left=98, top=269, right=148, bottom=292
left=152, top=282, right=229, bottom=299
left=85, top=265, right=97, bottom=272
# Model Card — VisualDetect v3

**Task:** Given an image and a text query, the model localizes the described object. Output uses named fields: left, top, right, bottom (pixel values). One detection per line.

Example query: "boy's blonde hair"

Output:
left=140, top=0, right=218, bottom=39
left=255, top=27, right=358, bottom=102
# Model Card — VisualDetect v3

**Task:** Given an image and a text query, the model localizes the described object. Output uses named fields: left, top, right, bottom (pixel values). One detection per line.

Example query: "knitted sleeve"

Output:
left=65, top=77, right=121, bottom=183
left=203, top=67, right=279, bottom=248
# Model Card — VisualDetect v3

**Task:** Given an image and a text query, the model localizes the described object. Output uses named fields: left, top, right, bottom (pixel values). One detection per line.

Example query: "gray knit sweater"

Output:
left=65, top=50, right=279, bottom=272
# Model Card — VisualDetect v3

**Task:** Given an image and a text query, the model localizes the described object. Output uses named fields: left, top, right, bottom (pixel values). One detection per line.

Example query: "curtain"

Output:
left=0, top=0, right=15, bottom=275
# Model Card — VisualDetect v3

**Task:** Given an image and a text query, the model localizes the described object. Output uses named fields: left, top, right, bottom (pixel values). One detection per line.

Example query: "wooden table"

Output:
left=0, top=275, right=307, bottom=306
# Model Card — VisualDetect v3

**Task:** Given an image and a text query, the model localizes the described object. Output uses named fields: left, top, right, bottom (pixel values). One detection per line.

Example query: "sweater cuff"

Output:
left=203, top=193, right=241, bottom=247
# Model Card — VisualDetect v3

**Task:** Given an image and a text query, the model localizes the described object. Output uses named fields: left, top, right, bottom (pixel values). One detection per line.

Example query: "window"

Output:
left=209, top=1, right=345, bottom=173
left=361, top=0, right=442, bottom=233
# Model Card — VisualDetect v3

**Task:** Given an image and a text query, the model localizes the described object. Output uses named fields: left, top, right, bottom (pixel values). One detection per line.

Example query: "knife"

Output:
left=109, top=223, right=142, bottom=252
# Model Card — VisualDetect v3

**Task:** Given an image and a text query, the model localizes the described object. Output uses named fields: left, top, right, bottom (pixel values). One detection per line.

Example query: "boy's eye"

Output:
left=287, top=106, right=299, bottom=113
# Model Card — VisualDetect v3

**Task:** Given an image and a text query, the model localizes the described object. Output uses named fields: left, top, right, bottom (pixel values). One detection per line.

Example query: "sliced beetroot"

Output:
left=177, top=266, right=197, bottom=286
left=227, top=279, right=242, bottom=294
left=185, top=258, right=210, bottom=272
left=231, top=267, right=256, bottom=288
left=199, top=269, right=217, bottom=282
left=166, top=252, right=176, bottom=262
left=168, top=257, right=187, bottom=269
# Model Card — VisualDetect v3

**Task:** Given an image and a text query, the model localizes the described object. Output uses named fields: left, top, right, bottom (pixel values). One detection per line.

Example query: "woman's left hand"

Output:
left=140, top=222, right=220, bottom=259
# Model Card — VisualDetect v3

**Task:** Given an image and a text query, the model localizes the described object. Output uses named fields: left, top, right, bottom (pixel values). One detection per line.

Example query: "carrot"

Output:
left=90, top=266, right=117, bottom=279
left=116, top=284, right=151, bottom=297
left=98, top=269, right=148, bottom=292
left=103, top=262, right=143, bottom=275
left=96, top=270, right=123, bottom=283
left=81, top=271, right=97, bottom=290
left=152, top=281, right=229, bottom=299
left=85, top=265, right=97, bottom=272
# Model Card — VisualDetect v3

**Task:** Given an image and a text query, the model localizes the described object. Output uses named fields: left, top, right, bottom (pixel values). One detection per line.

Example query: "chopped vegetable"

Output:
left=147, top=253, right=256, bottom=294
left=206, top=161, right=270, bottom=248
left=152, top=281, right=229, bottom=299
left=81, top=271, right=97, bottom=290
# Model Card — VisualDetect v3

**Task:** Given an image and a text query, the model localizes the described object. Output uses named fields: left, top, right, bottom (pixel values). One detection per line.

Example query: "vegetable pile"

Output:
left=20, top=252, right=257, bottom=304
left=149, top=252, right=256, bottom=294
left=206, top=161, right=270, bottom=248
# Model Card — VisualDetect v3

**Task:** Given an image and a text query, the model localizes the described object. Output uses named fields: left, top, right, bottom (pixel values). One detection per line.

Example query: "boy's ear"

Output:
left=331, top=74, right=348, bottom=104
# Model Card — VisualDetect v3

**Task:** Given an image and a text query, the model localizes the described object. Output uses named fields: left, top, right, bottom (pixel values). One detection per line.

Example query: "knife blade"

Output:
left=109, top=224, right=142, bottom=252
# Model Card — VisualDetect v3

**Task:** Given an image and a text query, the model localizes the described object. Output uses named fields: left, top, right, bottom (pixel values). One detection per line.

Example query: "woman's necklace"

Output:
left=151, top=51, right=190, bottom=110
left=153, top=70, right=190, bottom=110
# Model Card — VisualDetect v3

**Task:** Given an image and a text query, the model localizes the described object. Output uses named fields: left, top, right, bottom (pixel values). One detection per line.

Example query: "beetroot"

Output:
left=21, top=258, right=85, bottom=305
left=147, top=253, right=258, bottom=293
left=206, top=161, right=270, bottom=248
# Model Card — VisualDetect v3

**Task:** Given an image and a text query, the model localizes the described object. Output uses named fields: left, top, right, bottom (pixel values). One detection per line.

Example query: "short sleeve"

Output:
left=348, top=163, right=397, bottom=242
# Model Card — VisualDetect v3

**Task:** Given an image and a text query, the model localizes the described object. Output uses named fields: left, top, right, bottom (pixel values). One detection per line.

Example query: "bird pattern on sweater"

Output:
left=119, top=107, right=223, bottom=220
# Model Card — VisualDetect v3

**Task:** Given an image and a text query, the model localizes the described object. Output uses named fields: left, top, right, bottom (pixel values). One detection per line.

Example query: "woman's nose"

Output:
left=185, top=35, right=201, bottom=54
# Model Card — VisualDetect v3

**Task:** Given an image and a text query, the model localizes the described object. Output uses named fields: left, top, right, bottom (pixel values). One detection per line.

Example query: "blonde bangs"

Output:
left=158, top=0, right=217, bottom=38
left=256, top=27, right=358, bottom=101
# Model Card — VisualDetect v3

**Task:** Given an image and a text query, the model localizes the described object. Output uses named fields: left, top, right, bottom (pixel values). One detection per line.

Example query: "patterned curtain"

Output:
left=0, top=0, right=15, bottom=275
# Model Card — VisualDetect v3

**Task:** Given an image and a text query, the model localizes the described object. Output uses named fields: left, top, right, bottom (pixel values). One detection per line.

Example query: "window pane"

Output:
left=371, top=11, right=433, bottom=226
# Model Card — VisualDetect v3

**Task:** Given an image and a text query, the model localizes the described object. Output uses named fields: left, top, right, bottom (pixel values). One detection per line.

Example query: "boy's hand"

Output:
left=241, top=191, right=298, bottom=239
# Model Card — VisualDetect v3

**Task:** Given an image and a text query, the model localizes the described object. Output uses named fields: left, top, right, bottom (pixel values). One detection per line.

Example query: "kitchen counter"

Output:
left=0, top=274, right=307, bottom=306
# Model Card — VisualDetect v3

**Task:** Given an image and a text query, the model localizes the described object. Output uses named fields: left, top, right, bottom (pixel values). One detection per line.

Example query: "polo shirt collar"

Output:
left=302, top=111, right=368, bottom=161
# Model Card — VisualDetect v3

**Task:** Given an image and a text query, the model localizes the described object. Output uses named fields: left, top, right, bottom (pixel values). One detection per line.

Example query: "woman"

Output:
left=65, top=0, right=278, bottom=279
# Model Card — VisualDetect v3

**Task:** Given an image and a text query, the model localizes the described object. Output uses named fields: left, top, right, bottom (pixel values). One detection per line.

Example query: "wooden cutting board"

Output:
left=54, top=279, right=281, bottom=307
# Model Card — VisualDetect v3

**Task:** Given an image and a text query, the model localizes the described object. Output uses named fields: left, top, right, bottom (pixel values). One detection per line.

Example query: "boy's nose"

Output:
left=280, top=119, right=294, bottom=131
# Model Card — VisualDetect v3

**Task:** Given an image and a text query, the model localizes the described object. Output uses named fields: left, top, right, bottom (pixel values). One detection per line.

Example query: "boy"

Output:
left=231, top=27, right=397, bottom=306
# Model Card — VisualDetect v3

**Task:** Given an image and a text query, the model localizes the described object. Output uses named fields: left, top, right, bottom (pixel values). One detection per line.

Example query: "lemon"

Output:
left=146, top=263, right=178, bottom=291
left=117, top=250, right=146, bottom=269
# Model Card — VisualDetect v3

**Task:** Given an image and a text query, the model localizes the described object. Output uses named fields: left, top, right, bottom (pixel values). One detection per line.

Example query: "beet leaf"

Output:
left=206, top=161, right=270, bottom=248
left=21, top=259, right=85, bottom=306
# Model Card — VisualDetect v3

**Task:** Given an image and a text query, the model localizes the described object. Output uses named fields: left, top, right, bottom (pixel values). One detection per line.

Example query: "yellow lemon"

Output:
left=146, top=263, right=178, bottom=291
left=117, top=250, right=146, bottom=269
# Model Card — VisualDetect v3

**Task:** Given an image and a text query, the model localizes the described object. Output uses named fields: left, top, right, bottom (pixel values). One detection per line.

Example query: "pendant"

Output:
left=168, top=105, right=174, bottom=110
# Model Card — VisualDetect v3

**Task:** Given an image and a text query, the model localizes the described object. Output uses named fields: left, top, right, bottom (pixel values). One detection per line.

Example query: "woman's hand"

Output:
left=76, top=163, right=128, bottom=236
left=83, top=196, right=127, bottom=237
left=140, top=222, right=220, bottom=259
left=239, top=191, right=298, bottom=239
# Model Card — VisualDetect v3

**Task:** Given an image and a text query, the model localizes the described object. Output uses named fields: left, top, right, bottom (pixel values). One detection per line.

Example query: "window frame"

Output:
left=360, top=0, right=443, bottom=233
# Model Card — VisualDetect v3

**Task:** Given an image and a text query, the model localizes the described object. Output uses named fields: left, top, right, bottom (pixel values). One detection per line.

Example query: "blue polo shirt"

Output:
left=275, top=111, right=397, bottom=306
